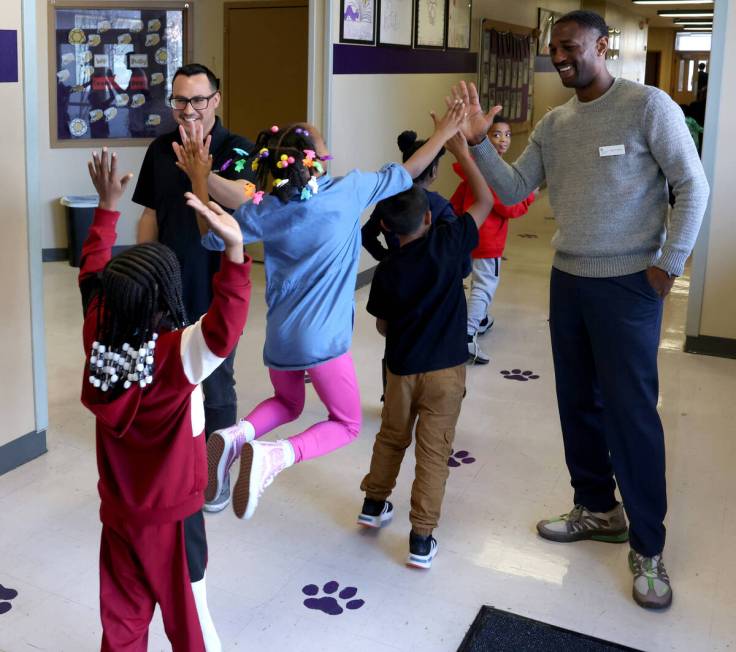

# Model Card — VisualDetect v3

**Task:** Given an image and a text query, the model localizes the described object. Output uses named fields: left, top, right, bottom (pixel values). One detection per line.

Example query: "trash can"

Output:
left=60, top=195, right=99, bottom=267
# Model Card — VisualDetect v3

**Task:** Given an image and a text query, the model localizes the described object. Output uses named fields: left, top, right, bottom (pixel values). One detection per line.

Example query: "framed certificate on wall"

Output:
left=414, top=0, right=446, bottom=49
left=446, top=0, right=471, bottom=50
left=378, top=0, right=413, bottom=47
left=340, top=0, right=377, bottom=45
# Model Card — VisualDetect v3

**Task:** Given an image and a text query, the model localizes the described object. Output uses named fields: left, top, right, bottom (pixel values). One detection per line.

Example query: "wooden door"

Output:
left=645, top=51, right=661, bottom=88
left=224, top=1, right=308, bottom=141
left=671, top=52, right=709, bottom=105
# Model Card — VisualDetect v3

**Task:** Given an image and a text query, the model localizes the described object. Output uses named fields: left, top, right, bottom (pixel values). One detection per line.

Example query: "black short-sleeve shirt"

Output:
left=367, top=213, right=479, bottom=376
left=132, top=117, right=254, bottom=321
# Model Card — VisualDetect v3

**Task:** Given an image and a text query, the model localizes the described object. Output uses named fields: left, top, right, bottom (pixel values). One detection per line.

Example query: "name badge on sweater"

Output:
left=599, top=144, right=626, bottom=157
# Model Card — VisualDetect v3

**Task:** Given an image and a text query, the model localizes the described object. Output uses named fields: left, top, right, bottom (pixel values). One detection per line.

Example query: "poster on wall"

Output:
left=51, top=4, right=189, bottom=146
left=414, top=0, right=446, bottom=48
left=447, top=0, right=471, bottom=50
left=341, top=0, right=377, bottom=44
left=378, top=0, right=413, bottom=47
left=537, top=8, right=562, bottom=56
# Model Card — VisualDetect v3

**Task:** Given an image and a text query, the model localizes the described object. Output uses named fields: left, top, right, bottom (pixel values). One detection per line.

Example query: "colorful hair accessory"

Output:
left=220, top=158, right=232, bottom=171
left=308, top=177, right=320, bottom=195
left=300, top=187, right=312, bottom=201
left=243, top=181, right=256, bottom=198
left=251, top=160, right=259, bottom=172
left=234, top=159, right=246, bottom=173
left=252, top=190, right=265, bottom=205
left=273, top=178, right=289, bottom=188
left=318, top=154, right=334, bottom=161
left=270, top=125, right=279, bottom=133
left=295, top=127, right=310, bottom=137
left=303, top=149, right=316, bottom=159
left=287, top=156, right=295, bottom=164
left=259, top=148, right=269, bottom=158
left=313, top=160, right=324, bottom=175
left=277, top=154, right=289, bottom=169
left=233, top=147, right=248, bottom=156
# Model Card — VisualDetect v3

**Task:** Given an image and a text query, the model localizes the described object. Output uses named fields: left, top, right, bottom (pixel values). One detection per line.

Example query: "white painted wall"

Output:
left=0, top=3, right=37, bottom=446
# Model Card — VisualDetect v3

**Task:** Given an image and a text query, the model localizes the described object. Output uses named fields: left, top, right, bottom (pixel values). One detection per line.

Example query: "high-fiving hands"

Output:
left=447, top=81, right=503, bottom=146
left=173, top=123, right=212, bottom=183
left=184, top=193, right=244, bottom=264
left=87, top=147, right=134, bottom=212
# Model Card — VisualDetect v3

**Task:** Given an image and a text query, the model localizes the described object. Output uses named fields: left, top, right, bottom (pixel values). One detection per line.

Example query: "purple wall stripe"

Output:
left=333, top=44, right=477, bottom=75
left=0, top=30, right=19, bottom=83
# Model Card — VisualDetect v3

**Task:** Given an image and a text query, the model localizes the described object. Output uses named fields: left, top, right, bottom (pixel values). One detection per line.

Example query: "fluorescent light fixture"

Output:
left=658, top=11, right=714, bottom=17
left=682, top=27, right=712, bottom=31
left=634, top=0, right=712, bottom=4
left=675, top=22, right=713, bottom=26
left=673, top=18, right=714, bottom=23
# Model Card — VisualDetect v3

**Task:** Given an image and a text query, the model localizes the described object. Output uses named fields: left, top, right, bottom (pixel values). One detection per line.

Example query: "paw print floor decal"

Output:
left=448, top=449, right=476, bottom=467
left=500, top=369, right=540, bottom=381
left=302, top=581, right=364, bottom=615
left=0, top=583, right=18, bottom=615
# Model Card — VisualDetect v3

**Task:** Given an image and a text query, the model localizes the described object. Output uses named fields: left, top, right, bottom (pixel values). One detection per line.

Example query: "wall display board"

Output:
left=447, top=0, right=471, bottom=50
left=50, top=2, right=190, bottom=146
left=414, top=0, right=447, bottom=49
left=537, top=8, right=562, bottom=56
left=377, top=0, right=413, bottom=47
left=479, top=20, right=535, bottom=128
left=341, top=0, right=377, bottom=44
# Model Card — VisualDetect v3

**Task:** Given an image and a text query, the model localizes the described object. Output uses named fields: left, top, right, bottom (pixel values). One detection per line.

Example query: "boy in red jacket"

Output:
left=79, top=148, right=252, bottom=651
left=450, top=116, right=537, bottom=364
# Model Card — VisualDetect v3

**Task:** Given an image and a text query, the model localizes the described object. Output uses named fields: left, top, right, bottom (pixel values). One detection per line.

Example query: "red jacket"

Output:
left=450, top=162, right=535, bottom=259
left=79, top=208, right=252, bottom=527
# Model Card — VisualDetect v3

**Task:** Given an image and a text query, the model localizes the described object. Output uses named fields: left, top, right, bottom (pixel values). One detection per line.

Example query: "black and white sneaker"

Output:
left=467, top=334, right=490, bottom=365
left=477, top=316, right=495, bottom=335
left=357, top=498, right=393, bottom=528
left=406, top=532, right=438, bottom=569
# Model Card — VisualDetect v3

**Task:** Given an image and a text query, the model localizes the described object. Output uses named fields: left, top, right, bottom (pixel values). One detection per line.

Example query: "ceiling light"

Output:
left=658, top=10, right=714, bottom=17
left=673, top=18, right=714, bottom=23
left=633, top=0, right=712, bottom=4
left=674, top=21, right=713, bottom=26
left=682, top=27, right=712, bottom=31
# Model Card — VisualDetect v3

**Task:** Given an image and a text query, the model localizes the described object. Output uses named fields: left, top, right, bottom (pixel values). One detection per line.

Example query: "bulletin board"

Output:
left=478, top=18, right=535, bottom=131
left=49, top=2, right=191, bottom=147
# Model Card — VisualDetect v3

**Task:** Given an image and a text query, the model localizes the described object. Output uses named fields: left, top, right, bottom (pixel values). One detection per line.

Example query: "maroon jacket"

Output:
left=79, top=208, right=252, bottom=526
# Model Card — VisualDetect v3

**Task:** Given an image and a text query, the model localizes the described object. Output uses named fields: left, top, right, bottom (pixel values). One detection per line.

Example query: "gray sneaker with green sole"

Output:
left=629, top=550, right=673, bottom=610
left=536, top=504, right=629, bottom=543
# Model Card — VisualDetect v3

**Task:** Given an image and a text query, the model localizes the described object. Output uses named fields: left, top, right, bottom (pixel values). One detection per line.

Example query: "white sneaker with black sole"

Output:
left=406, top=532, right=438, bottom=569
left=477, top=316, right=495, bottom=335
left=357, top=499, right=393, bottom=528
left=467, top=333, right=490, bottom=365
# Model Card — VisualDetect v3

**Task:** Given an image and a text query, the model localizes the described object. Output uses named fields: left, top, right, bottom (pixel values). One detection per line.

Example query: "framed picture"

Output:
left=49, top=1, right=190, bottom=147
left=446, top=0, right=471, bottom=50
left=340, top=0, right=377, bottom=45
left=414, top=0, right=446, bottom=49
left=377, top=0, right=413, bottom=47
left=537, top=8, right=562, bottom=56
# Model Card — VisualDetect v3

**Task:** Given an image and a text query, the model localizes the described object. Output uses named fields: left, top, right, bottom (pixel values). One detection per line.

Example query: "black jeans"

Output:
left=549, top=268, right=666, bottom=557
left=202, top=346, right=238, bottom=438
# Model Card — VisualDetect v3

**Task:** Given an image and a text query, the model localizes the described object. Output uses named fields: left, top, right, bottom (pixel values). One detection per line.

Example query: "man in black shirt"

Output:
left=357, top=132, right=492, bottom=570
left=133, top=63, right=254, bottom=511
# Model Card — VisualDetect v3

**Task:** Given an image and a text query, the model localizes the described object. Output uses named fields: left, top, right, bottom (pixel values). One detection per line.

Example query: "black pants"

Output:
left=549, top=268, right=666, bottom=557
left=202, top=346, right=238, bottom=438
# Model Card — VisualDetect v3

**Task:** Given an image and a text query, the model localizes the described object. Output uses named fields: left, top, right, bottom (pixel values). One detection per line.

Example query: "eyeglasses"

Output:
left=168, top=91, right=219, bottom=111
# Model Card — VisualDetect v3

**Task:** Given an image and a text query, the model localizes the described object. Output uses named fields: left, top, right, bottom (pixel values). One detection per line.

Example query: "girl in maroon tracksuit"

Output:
left=79, top=148, right=252, bottom=651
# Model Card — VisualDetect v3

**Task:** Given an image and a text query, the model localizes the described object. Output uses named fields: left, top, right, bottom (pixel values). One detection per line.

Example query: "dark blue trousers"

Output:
left=202, top=345, right=238, bottom=438
left=549, top=268, right=666, bottom=557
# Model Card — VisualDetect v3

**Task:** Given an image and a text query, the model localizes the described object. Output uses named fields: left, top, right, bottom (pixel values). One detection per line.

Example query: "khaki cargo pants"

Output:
left=360, top=364, right=466, bottom=536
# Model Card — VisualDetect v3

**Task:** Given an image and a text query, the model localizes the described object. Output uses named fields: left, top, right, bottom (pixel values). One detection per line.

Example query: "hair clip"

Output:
left=234, top=160, right=246, bottom=173
left=270, top=125, right=279, bottom=133
left=277, top=154, right=288, bottom=169
left=253, top=190, right=265, bottom=205
left=273, top=178, right=289, bottom=188
left=251, top=160, right=259, bottom=172
left=295, top=127, right=310, bottom=137
left=308, top=177, right=319, bottom=195
left=233, top=147, right=248, bottom=156
left=219, top=159, right=232, bottom=172
left=313, top=160, right=324, bottom=175
left=259, top=148, right=269, bottom=158
left=300, top=187, right=312, bottom=201
left=318, top=154, right=334, bottom=161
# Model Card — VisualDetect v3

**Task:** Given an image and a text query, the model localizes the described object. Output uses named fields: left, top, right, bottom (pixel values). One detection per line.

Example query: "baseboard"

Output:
left=0, top=429, right=47, bottom=476
left=355, top=265, right=376, bottom=290
left=684, top=335, right=736, bottom=359
left=43, top=245, right=133, bottom=264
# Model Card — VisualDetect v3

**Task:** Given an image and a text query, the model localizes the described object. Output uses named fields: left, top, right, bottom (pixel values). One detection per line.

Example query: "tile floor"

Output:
left=1, top=194, right=735, bottom=651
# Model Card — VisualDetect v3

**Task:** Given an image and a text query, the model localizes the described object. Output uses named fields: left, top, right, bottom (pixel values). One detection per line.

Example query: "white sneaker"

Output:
left=233, top=440, right=294, bottom=520
left=467, top=334, right=490, bottom=365
left=205, top=419, right=255, bottom=505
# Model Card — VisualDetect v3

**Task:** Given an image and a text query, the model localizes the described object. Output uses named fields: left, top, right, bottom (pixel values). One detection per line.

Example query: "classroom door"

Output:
left=671, top=52, right=709, bottom=105
left=224, top=1, right=309, bottom=141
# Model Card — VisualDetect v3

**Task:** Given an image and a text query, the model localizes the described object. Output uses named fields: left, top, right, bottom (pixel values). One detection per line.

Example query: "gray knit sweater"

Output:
left=471, top=78, right=710, bottom=277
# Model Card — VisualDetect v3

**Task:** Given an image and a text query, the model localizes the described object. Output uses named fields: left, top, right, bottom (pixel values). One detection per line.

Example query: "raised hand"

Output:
left=429, top=98, right=466, bottom=141
left=87, top=147, right=134, bottom=211
left=444, top=130, right=469, bottom=161
left=173, top=123, right=212, bottom=183
left=184, top=192, right=244, bottom=262
left=448, top=81, right=503, bottom=145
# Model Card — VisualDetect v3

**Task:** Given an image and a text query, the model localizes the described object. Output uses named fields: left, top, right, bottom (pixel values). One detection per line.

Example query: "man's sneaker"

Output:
left=467, top=334, right=490, bottom=365
left=629, top=550, right=673, bottom=609
left=357, top=499, right=393, bottom=528
left=203, top=473, right=231, bottom=513
left=232, top=440, right=294, bottom=520
left=407, top=532, right=439, bottom=569
left=536, top=504, right=629, bottom=543
left=205, top=419, right=255, bottom=504
left=477, top=316, right=495, bottom=335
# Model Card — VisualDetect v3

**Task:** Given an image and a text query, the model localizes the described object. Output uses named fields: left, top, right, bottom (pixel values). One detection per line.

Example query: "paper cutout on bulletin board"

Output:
left=0, top=29, right=19, bottom=83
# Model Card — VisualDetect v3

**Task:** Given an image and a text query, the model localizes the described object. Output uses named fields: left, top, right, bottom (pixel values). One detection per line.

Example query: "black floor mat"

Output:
left=458, top=606, right=643, bottom=652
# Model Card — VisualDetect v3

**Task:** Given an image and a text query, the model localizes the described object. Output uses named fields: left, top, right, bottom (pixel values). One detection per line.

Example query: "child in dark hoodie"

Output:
left=79, top=147, right=252, bottom=651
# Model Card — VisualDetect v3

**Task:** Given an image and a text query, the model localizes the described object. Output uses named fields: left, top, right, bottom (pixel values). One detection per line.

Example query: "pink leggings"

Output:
left=245, top=352, right=362, bottom=463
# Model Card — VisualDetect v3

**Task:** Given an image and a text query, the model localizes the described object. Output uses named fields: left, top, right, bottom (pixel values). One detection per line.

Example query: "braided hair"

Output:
left=251, top=124, right=319, bottom=202
left=87, top=243, right=188, bottom=395
left=397, top=130, right=445, bottom=184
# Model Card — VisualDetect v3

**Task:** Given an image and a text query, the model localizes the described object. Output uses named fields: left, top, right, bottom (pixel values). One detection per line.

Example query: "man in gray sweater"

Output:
left=453, top=10, right=709, bottom=609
